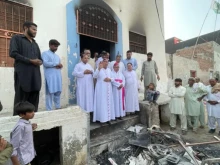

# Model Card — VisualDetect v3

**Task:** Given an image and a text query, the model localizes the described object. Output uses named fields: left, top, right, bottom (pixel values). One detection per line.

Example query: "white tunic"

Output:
left=111, top=71, right=126, bottom=117
left=109, top=61, right=125, bottom=73
left=123, top=70, right=140, bottom=112
left=205, top=85, right=220, bottom=118
left=73, top=62, right=94, bottom=112
left=168, top=86, right=186, bottom=115
left=93, top=68, right=115, bottom=122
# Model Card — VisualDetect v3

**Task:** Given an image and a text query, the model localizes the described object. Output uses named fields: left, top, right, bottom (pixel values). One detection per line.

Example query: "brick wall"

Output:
left=176, top=42, right=214, bottom=71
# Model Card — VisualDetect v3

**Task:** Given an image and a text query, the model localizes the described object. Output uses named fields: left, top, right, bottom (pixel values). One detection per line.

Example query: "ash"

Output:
left=94, top=126, right=220, bottom=165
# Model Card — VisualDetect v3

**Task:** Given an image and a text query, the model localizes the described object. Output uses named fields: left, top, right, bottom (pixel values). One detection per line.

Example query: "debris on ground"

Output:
left=95, top=125, right=220, bottom=165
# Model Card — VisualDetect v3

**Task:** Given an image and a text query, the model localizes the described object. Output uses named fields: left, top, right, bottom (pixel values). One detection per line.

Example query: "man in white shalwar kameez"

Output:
left=168, top=78, right=187, bottom=135
left=73, top=54, right=94, bottom=112
left=42, top=40, right=62, bottom=111
left=123, top=63, right=140, bottom=114
left=93, top=59, right=115, bottom=123
left=204, top=78, right=220, bottom=135
left=111, top=62, right=125, bottom=119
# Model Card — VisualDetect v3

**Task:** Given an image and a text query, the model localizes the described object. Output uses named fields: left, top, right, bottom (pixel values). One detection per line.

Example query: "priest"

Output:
left=73, top=53, right=94, bottom=112
left=123, top=63, right=140, bottom=114
left=111, top=62, right=125, bottom=119
left=93, top=59, right=115, bottom=124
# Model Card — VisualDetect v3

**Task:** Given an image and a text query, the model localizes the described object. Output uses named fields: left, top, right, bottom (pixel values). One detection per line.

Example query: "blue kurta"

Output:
left=42, top=50, right=62, bottom=94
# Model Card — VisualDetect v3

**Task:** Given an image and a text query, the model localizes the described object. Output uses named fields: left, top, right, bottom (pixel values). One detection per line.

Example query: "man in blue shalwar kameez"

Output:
left=42, top=40, right=62, bottom=110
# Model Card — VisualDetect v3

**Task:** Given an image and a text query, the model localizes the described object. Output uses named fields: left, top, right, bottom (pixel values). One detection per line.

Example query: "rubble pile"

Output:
left=95, top=125, right=220, bottom=165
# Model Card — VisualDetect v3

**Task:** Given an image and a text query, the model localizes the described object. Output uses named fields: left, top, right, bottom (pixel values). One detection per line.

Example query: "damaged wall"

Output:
left=166, top=41, right=219, bottom=86
left=0, top=106, right=89, bottom=165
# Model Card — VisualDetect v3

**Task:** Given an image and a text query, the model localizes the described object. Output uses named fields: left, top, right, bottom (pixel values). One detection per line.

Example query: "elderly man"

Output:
left=123, top=63, right=139, bottom=114
left=141, top=52, right=160, bottom=100
left=204, top=78, right=220, bottom=135
left=93, top=59, right=115, bottom=124
left=185, top=78, right=207, bottom=132
left=110, top=55, right=125, bottom=72
left=195, top=77, right=207, bottom=128
left=168, top=78, right=187, bottom=135
left=123, top=50, right=138, bottom=70
left=73, top=53, right=94, bottom=112
left=111, top=62, right=125, bottom=119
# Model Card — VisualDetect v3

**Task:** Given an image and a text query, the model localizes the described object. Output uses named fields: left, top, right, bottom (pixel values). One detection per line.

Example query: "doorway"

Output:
left=80, top=35, right=114, bottom=60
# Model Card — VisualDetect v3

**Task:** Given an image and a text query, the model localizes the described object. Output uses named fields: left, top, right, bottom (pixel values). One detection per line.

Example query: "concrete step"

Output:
left=90, top=115, right=139, bottom=158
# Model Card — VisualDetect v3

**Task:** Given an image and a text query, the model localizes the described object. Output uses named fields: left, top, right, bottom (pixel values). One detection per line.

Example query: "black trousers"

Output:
left=13, top=75, right=39, bottom=116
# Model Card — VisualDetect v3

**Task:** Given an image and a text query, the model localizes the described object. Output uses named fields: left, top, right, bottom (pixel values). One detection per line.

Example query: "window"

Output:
left=77, top=4, right=118, bottom=43
left=190, top=70, right=196, bottom=78
left=129, top=31, right=146, bottom=54
left=0, top=0, right=33, bottom=67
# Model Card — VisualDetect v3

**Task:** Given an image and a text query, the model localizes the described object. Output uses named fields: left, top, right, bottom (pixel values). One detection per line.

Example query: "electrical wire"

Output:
left=155, top=0, right=164, bottom=39
left=191, top=0, right=215, bottom=59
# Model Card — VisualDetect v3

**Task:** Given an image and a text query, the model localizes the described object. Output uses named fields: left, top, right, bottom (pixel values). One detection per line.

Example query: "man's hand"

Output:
left=32, top=123, right=37, bottom=131
left=0, top=137, right=7, bottom=152
left=98, top=62, right=103, bottom=70
left=140, top=76, right=143, bottom=82
left=157, top=75, right=160, bottom=81
left=30, top=59, right=42, bottom=66
left=56, top=63, right=63, bottom=69
left=104, top=78, right=111, bottom=82
left=208, top=101, right=218, bottom=105
left=197, top=97, right=202, bottom=102
left=117, top=84, right=123, bottom=90
left=84, top=70, right=91, bottom=74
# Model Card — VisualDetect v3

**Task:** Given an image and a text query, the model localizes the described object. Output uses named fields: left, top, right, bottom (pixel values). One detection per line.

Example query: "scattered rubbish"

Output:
left=95, top=125, right=220, bottom=165
left=126, top=125, right=143, bottom=133
left=108, top=158, right=118, bottom=165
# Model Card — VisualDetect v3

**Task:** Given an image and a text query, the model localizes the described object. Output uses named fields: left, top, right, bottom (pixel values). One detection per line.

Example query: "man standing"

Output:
left=42, top=40, right=62, bottom=111
left=111, top=62, right=125, bottom=119
left=185, top=78, right=207, bottom=132
left=84, top=49, right=96, bottom=69
left=110, top=55, right=125, bottom=72
left=141, top=52, right=160, bottom=99
left=168, top=78, right=187, bottom=135
left=73, top=54, right=94, bottom=112
left=123, top=63, right=140, bottom=114
left=204, top=78, right=220, bottom=135
left=10, top=21, right=42, bottom=115
left=123, top=50, right=138, bottom=70
left=195, top=77, right=207, bottom=128
left=93, top=59, right=115, bottom=123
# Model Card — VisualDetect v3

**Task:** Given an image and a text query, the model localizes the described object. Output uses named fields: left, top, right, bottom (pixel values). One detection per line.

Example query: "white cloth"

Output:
left=208, top=116, right=220, bottom=129
left=111, top=71, right=126, bottom=117
left=204, top=85, right=220, bottom=118
left=109, top=61, right=125, bottom=72
left=168, top=86, right=186, bottom=115
left=95, top=57, right=111, bottom=69
left=123, top=70, right=140, bottom=112
left=73, top=62, right=94, bottom=112
left=93, top=68, right=115, bottom=122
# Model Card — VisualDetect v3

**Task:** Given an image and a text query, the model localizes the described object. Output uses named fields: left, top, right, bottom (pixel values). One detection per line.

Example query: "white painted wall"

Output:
left=0, top=0, right=168, bottom=113
left=104, top=0, right=168, bottom=93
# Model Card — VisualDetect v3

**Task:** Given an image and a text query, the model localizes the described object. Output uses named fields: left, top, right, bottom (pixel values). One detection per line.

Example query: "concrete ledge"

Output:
left=0, top=106, right=89, bottom=165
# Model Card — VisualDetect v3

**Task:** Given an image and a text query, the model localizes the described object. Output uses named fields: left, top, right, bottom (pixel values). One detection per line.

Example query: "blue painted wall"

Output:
left=66, top=0, right=123, bottom=104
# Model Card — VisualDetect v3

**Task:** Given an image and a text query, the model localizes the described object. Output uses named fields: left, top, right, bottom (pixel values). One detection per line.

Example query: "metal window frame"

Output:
left=129, top=31, right=147, bottom=54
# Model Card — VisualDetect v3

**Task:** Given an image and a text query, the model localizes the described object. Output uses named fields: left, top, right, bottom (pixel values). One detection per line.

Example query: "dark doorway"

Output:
left=80, top=35, right=111, bottom=59
left=31, top=127, right=60, bottom=165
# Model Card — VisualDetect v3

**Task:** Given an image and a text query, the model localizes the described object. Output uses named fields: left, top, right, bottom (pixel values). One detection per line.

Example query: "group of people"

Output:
left=169, top=77, right=220, bottom=135
left=0, top=21, right=162, bottom=165
left=73, top=50, right=140, bottom=124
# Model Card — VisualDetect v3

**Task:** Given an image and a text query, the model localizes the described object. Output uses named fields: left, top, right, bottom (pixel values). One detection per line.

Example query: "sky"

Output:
left=164, top=0, right=220, bottom=40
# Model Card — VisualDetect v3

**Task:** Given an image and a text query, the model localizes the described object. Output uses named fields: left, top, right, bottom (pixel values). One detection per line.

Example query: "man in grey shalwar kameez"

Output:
left=141, top=52, right=160, bottom=99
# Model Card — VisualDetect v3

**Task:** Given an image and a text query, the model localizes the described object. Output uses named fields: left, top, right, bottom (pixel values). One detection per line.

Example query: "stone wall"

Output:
left=0, top=106, right=89, bottom=165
